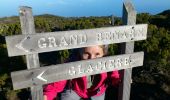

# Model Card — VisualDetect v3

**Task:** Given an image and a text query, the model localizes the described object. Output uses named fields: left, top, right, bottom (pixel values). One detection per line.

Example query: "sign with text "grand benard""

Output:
left=6, top=24, right=147, bottom=56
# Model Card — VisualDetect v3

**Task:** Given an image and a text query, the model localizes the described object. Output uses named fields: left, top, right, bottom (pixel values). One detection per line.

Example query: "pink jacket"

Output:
left=43, top=71, right=120, bottom=100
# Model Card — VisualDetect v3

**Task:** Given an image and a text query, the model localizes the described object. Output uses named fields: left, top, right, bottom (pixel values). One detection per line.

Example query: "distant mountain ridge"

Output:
left=158, top=9, right=170, bottom=16
left=0, top=9, right=170, bottom=24
left=0, top=9, right=169, bottom=33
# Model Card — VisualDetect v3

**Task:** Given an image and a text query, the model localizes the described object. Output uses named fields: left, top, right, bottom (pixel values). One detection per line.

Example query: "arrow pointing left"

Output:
left=37, top=71, right=47, bottom=82
left=15, top=37, right=30, bottom=52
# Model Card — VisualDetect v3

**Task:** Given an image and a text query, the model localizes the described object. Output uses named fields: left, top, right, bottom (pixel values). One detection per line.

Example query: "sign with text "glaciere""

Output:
left=11, top=52, right=144, bottom=90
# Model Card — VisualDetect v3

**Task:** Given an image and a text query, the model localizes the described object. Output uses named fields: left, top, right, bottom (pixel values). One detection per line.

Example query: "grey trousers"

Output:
left=60, top=89, right=105, bottom=100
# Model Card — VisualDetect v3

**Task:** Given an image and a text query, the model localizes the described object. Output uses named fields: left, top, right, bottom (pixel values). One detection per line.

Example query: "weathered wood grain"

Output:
left=118, top=1, right=137, bottom=100
left=11, top=52, right=144, bottom=90
left=19, top=6, right=43, bottom=100
left=6, top=24, right=147, bottom=56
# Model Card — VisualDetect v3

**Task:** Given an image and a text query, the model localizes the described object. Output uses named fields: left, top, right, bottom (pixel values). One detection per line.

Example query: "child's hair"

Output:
left=79, top=45, right=109, bottom=56
left=98, top=45, right=109, bottom=55
left=69, top=45, right=109, bottom=62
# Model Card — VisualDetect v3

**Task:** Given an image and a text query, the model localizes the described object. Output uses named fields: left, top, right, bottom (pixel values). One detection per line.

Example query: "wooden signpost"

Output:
left=5, top=1, right=148, bottom=100
left=118, top=2, right=137, bottom=100
left=6, top=24, right=147, bottom=57
left=19, top=6, right=43, bottom=100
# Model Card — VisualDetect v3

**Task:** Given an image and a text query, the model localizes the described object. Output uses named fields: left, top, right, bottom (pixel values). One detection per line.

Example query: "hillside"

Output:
left=158, top=9, right=170, bottom=16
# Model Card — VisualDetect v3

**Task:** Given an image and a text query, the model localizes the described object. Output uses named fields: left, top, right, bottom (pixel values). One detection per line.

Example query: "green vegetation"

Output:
left=0, top=10, right=170, bottom=100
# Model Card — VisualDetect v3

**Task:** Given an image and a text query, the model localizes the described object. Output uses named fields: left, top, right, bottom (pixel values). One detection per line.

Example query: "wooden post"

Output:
left=118, top=1, right=136, bottom=100
left=19, top=6, right=43, bottom=100
left=111, top=15, right=114, bottom=26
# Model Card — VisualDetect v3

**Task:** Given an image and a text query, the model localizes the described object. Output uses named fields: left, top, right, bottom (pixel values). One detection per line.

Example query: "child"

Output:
left=43, top=45, right=120, bottom=100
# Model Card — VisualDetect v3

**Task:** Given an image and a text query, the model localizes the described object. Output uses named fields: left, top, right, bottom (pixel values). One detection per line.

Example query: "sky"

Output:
left=0, top=0, right=170, bottom=18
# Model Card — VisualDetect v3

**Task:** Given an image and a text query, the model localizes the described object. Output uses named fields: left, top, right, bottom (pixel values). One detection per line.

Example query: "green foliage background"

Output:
left=0, top=10, right=170, bottom=100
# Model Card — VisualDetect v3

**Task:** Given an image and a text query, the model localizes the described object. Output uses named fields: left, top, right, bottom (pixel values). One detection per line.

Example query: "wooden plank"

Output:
left=19, top=6, right=43, bottom=100
left=118, top=1, right=137, bottom=100
left=6, top=24, right=147, bottom=56
left=11, top=52, right=144, bottom=90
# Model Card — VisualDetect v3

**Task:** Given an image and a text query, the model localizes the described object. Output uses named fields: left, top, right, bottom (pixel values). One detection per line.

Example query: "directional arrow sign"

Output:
left=11, top=52, right=144, bottom=90
left=37, top=71, right=47, bottom=82
left=6, top=24, right=147, bottom=56
left=15, top=37, right=30, bottom=53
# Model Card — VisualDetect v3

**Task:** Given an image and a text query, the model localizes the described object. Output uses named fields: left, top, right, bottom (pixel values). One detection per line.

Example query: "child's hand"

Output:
left=44, top=95, right=47, bottom=100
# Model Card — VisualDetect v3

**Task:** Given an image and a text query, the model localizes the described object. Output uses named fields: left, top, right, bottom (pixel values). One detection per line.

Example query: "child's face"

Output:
left=81, top=46, right=104, bottom=60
